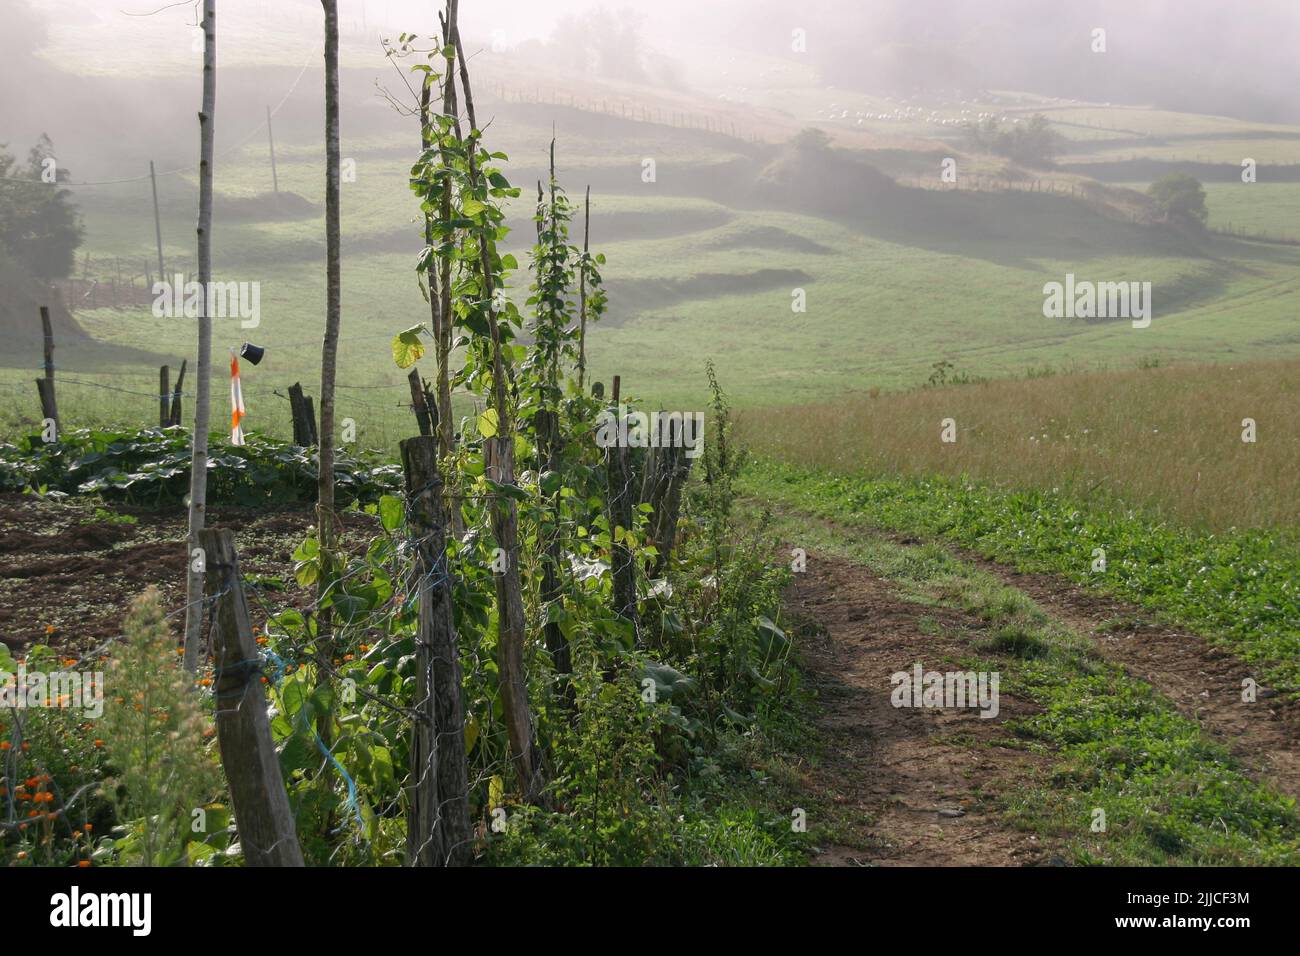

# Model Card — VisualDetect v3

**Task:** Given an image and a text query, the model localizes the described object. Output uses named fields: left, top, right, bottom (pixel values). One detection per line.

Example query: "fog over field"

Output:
left=0, top=0, right=1298, bottom=886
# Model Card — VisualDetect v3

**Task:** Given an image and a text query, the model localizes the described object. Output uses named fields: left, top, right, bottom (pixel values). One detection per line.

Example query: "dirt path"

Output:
left=790, top=539, right=1300, bottom=866
left=959, top=552, right=1300, bottom=802
left=789, top=552, right=1061, bottom=866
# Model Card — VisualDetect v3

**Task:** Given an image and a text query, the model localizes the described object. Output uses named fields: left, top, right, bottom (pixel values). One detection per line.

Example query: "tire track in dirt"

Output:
left=789, top=552, right=1062, bottom=866
left=953, top=550, right=1300, bottom=802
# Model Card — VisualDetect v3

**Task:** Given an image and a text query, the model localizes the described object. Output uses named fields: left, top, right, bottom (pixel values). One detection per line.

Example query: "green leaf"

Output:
left=484, top=478, right=529, bottom=502
left=461, top=197, right=488, bottom=218
left=539, top=469, right=563, bottom=496
left=477, top=408, right=499, bottom=438
left=378, top=494, right=404, bottom=532
left=392, top=326, right=426, bottom=369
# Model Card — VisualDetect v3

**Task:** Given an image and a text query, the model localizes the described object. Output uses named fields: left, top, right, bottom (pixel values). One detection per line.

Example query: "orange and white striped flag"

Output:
left=229, top=350, right=246, bottom=446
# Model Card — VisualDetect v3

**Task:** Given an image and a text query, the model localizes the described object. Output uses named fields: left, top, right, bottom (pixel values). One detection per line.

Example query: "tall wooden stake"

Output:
left=451, top=1, right=541, bottom=801
left=183, top=0, right=217, bottom=673
left=577, top=185, right=590, bottom=390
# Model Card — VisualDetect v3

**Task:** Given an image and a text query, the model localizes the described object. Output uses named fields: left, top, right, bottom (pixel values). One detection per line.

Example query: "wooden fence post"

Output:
left=406, top=368, right=436, bottom=438
left=605, top=378, right=638, bottom=631
left=401, top=435, right=472, bottom=865
left=159, top=366, right=170, bottom=428
left=35, top=307, right=58, bottom=432
left=534, top=408, right=572, bottom=704
left=169, top=359, right=187, bottom=426
left=199, top=528, right=305, bottom=866
left=288, top=382, right=318, bottom=446
left=641, top=414, right=693, bottom=577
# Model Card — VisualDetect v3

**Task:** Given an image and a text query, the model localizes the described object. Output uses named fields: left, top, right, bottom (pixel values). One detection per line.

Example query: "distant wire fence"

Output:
left=0, top=302, right=487, bottom=452
left=492, top=81, right=772, bottom=145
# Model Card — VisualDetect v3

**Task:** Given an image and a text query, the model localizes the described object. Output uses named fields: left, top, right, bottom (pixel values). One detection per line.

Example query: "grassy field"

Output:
left=742, top=461, right=1300, bottom=694
left=740, top=358, right=1300, bottom=531
left=6, top=6, right=1300, bottom=453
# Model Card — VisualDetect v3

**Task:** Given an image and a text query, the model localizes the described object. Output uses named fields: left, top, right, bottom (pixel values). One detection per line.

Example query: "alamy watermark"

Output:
left=1, top=664, right=104, bottom=718
left=595, top=407, right=705, bottom=458
left=1043, top=273, right=1151, bottom=328
left=152, top=274, right=261, bottom=329
left=890, top=662, right=1000, bottom=718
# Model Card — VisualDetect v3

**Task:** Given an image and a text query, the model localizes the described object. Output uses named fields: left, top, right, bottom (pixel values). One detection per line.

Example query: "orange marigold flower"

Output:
left=16, top=851, right=26, bottom=860
left=0, top=742, right=10, bottom=751
left=20, top=742, right=29, bottom=752
left=93, top=739, right=104, bottom=747
left=77, top=860, right=91, bottom=868
left=45, top=625, right=56, bottom=635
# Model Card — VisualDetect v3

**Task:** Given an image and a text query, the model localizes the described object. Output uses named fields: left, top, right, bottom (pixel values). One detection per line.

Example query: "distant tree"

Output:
left=551, top=9, right=647, bottom=83
left=1147, top=172, right=1208, bottom=228
left=0, top=135, right=83, bottom=279
left=962, top=113, right=1064, bottom=167
left=790, top=127, right=832, bottom=154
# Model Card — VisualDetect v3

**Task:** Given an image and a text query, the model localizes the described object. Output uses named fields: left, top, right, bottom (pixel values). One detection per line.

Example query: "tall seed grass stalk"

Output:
left=102, top=587, right=219, bottom=865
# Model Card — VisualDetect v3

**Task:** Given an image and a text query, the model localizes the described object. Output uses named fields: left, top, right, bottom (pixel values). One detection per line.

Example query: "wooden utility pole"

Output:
left=200, top=528, right=306, bottom=866
left=266, top=105, right=279, bottom=194
left=150, top=161, right=165, bottom=282
left=35, top=306, right=58, bottom=431
left=400, top=435, right=472, bottom=866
